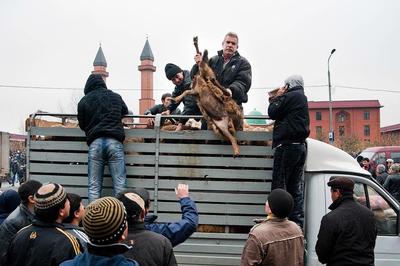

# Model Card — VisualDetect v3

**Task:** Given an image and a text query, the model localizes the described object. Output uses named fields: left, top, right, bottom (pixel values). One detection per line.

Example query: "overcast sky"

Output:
left=1, top=0, right=399, bottom=134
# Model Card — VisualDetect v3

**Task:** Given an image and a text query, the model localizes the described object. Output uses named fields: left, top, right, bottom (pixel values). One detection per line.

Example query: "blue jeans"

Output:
left=88, top=137, right=127, bottom=202
left=271, top=143, right=307, bottom=228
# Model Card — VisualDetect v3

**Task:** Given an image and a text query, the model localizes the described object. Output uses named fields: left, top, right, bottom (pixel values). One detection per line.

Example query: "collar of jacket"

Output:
left=328, top=194, right=354, bottom=210
left=217, top=50, right=241, bottom=59
left=287, top=85, right=304, bottom=93
left=128, top=222, right=146, bottom=232
left=87, top=242, right=132, bottom=257
left=63, top=223, right=84, bottom=231
left=267, top=215, right=288, bottom=223
left=20, top=203, right=36, bottom=222
left=32, top=219, right=65, bottom=229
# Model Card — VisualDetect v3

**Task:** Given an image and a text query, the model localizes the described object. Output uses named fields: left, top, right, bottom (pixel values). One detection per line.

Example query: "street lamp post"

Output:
left=328, top=49, right=336, bottom=145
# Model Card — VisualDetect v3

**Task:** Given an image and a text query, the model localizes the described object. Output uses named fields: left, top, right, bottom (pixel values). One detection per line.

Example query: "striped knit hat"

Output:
left=34, top=183, right=67, bottom=210
left=83, top=197, right=127, bottom=245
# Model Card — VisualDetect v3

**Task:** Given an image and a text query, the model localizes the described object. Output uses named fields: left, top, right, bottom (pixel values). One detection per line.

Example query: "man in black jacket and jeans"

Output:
left=78, top=74, right=129, bottom=202
left=316, top=177, right=377, bottom=265
left=268, top=75, right=310, bottom=228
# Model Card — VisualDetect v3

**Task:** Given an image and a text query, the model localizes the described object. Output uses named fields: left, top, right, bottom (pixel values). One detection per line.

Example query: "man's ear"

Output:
left=28, top=195, right=35, bottom=205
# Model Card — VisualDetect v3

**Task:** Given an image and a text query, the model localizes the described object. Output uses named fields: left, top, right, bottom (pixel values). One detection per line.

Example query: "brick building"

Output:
left=381, top=123, right=400, bottom=141
left=308, top=100, right=382, bottom=144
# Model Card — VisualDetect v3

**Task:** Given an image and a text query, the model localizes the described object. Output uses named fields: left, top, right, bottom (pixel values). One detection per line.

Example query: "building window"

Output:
left=364, top=111, right=370, bottom=120
left=338, top=112, right=346, bottom=123
left=316, top=111, right=322, bottom=121
left=316, top=126, right=322, bottom=136
left=339, top=126, right=345, bottom=136
left=364, top=125, right=370, bottom=137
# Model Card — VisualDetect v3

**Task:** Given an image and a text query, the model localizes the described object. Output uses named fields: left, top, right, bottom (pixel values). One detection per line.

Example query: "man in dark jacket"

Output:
left=78, top=74, right=129, bottom=202
left=2, top=183, right=82, bottom=266
left=144, top=92, right=181, bottom=127
left=61, top=197, right=138, bottom=266
left=316, top=177, right=377, bottom=265
left=164, top=63, right=202, bottom=131
left=383, top=163, right=400, bottom=202
left=267, top=75, right=310, bottom=228
left=118, top=191, right=177, bottom=266
left=0, top=180, right=42, bottom=258
left=135, top=184, right=198, bottom=247
left=192, top=32, right=252, bottom=129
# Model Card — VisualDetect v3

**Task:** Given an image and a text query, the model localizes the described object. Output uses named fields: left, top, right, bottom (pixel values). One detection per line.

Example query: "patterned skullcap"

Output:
left=83, top=197, right=127, bottom=245
left=34, top=183, right=67, bottom=210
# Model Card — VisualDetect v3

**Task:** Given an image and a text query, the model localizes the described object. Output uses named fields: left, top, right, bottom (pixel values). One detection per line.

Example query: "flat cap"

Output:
left=327, top=176, right=354, bottom=192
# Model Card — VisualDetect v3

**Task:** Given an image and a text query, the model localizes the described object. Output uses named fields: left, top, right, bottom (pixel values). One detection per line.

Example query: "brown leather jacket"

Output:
left=241, top=217, right=304, bottom=266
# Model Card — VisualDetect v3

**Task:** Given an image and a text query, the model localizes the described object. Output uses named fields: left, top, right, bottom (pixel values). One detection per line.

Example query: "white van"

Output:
left=305, top=138, right=400, bottom=265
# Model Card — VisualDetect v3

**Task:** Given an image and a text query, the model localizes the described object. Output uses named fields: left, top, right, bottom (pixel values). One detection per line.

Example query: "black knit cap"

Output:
left=83, top=197, right=127, bottom=245
left=327, top=176, right=354, bottom=192
left=165, top=63, right=182, bottom=80
left=268, top=189, right=294, bottom=219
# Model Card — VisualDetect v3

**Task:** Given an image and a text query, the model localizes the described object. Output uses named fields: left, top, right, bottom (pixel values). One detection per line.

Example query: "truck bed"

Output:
left=28, top=125, right=273, bottom=265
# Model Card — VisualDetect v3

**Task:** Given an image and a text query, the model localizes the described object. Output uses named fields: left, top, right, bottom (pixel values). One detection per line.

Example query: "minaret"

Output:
left=138, top=38, right=156, bottom=123
left=92, top=44, right=109, bottom=80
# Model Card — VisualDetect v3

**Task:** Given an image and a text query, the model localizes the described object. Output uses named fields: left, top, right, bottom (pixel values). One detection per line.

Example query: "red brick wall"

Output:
left=309, top=106, right=380, bottom=144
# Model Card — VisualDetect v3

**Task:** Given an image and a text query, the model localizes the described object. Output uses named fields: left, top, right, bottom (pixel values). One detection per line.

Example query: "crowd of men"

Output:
left=0, top=181, right=198, bottom=266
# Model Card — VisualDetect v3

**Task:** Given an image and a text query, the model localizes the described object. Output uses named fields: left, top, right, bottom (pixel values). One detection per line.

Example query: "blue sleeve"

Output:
left=145, top=197, right=198, bottom=247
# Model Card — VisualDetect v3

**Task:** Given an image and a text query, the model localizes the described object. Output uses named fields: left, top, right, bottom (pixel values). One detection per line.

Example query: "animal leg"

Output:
left=213, top=117, right=240, bottom=157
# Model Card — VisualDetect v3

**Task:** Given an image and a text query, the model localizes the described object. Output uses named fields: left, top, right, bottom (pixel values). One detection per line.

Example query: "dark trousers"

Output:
left=271, top=143, right=307, bottom=227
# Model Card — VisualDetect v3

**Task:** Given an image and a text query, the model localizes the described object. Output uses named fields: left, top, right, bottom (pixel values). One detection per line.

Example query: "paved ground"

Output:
left=0, top=179, right=20, bottom=191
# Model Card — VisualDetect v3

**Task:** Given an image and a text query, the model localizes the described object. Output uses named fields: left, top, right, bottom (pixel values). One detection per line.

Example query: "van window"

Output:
left=374, top=152, right=386, bottom=165
left=354, top=182, right=397, bottom=235
left=391, top=152, right=400, bottom=163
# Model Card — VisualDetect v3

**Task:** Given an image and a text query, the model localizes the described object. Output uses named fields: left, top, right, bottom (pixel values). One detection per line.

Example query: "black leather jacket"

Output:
left=0, top=204, right=34, bottom=257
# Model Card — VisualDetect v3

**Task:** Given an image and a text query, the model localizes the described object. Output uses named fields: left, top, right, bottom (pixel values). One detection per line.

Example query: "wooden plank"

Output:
left=29, top=175, right=270, bottom=192
left=159, top=130, right=271, bottom=141
left=175, top=254, right=240, bottom=266
left=29, top=163, right=273, bottom=180
left=30, top=127, right=85, bottom=137
left=174, top=243, right=243, bottom=255
left=157, top=213, right=258, bottom=226
left=29, top=163, right=157, bottom=176
left=30, top=141, right=88, bottom=151
left=29, top=152, right=272, bottom=168
left=158, top=202, right=265, bottom=215
left=156, top=191, right=267, bottom=204
left=158, top=143, right=272, bottom=156
left=30, top=140, right=272, bottom=156
left=157, top=167, right=271, bottom=180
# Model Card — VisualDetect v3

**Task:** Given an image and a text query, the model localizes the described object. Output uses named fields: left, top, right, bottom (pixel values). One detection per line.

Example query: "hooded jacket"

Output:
left=268, top=80, right=310, bottom=148
left=60, top=243, right=138, bottom=266
left=0, top=190, right=20, bottom=224
left=77, top=74, right=129, bottom=146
